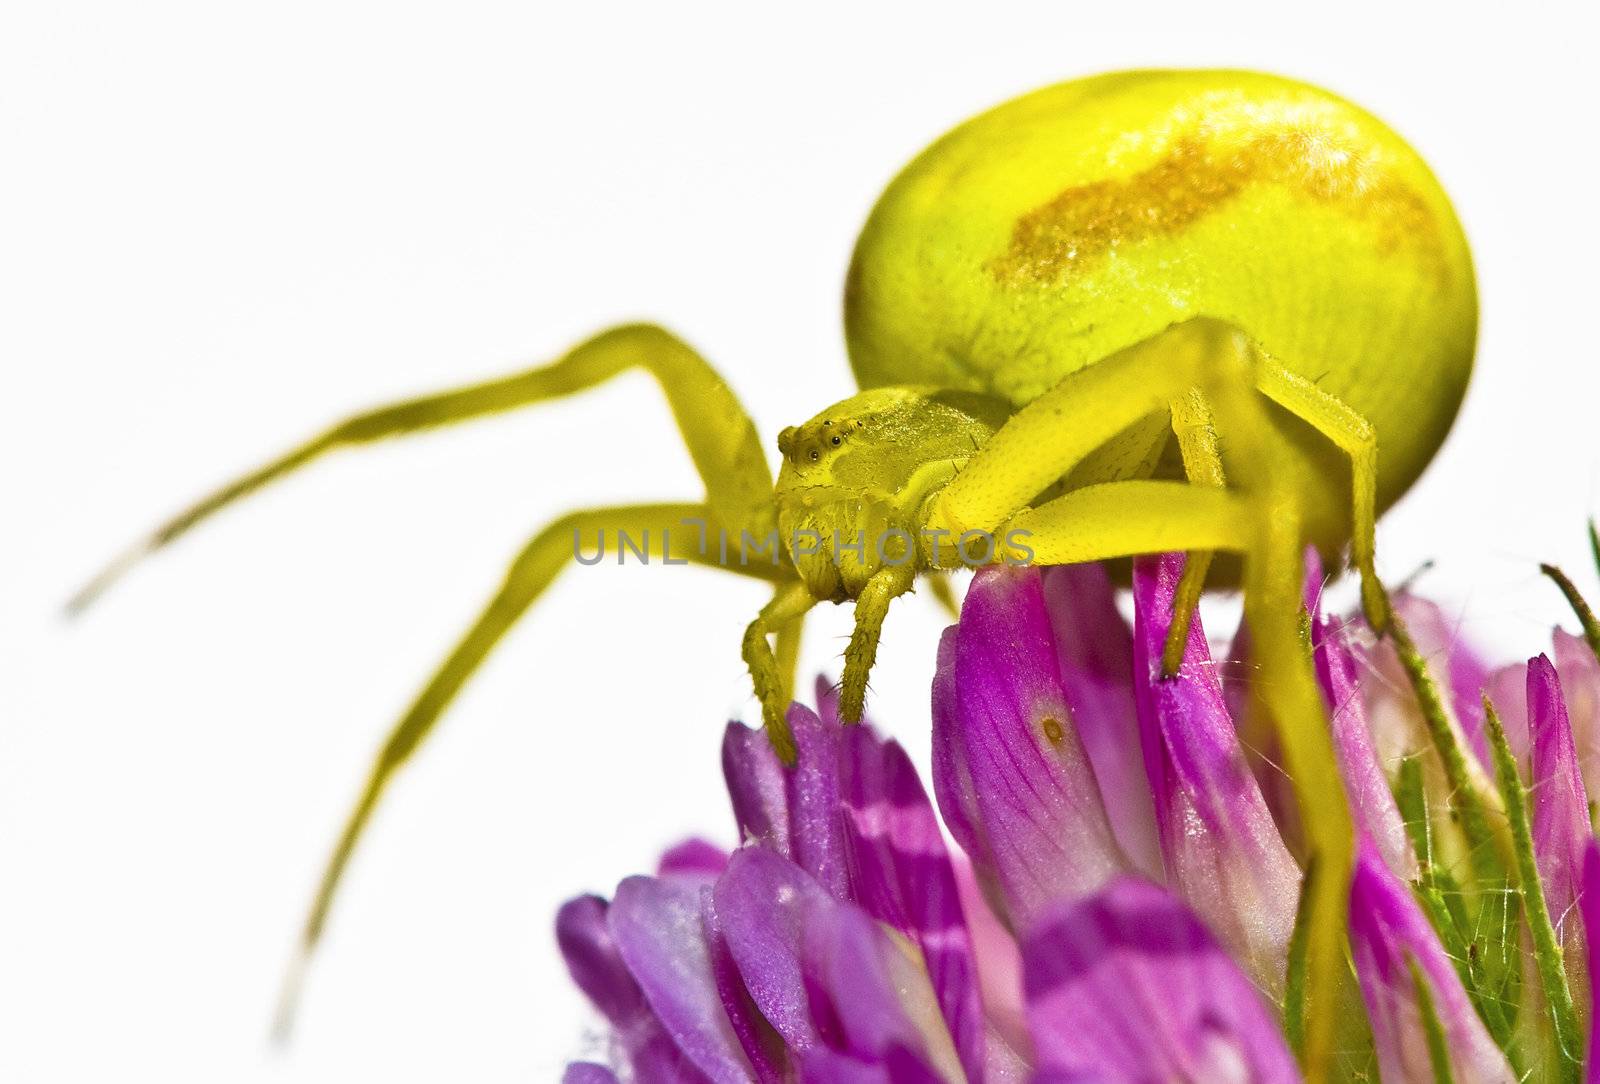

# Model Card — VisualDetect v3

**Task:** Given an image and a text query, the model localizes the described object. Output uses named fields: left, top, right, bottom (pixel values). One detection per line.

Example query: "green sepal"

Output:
left=1408, top=954, right=1457, bottom=1084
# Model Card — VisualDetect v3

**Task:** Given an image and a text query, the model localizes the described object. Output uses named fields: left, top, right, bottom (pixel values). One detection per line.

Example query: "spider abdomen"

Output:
left=845, top=69, right=1476, bottom=526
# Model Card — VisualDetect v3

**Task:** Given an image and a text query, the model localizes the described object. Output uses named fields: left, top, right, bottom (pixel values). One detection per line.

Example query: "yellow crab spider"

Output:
left=75, top=69, right=1474, bottom=1069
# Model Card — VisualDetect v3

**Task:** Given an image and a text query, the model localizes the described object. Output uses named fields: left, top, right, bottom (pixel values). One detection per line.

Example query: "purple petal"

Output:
left=799, top=893, right=957, bottom=1079
left=786, top=704, right=850, bottom=898
left=555, top=895, right=708, bottom=1083
left=1310, top=588, right=1417, bottom=879
left=1021, top=877, right=1300, bottom=1083
left=797, top=1045, right=945, bottom=1084
left=703, top=894, right=786, bottom=1082
left=710, top=848, right=823, bottom=1052
left=933, top=566, right=1127, bottom=930
left=658, top=838, right=730, bottom=883
left=1580, top=840, right=1600, bottom=1082
left=838, top=725, right=985, bottom=1081
left=561, top=1063, right=621, bottom=1084
left=713, top=847, right=957, bottom=1075
left=1349, top=839, right=1515, bottom=1082
left=1041, top=563, right=1163, bottom=879
left=1528, top=656, right=1592, bottom=958
left=722, top=721, right=791, bottom=855
left=609, top=877, right=756, bottom=1083
left=720, top=702, right=850, bottom=899
left=1131, top=554, right=1300, bottom=993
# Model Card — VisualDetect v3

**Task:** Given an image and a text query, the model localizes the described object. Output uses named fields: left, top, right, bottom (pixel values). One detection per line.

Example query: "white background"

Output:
left=3, top=2, right=1598, bottom=1080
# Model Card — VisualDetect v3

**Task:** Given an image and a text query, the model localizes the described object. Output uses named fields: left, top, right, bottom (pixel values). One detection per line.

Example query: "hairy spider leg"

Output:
left=742, top=581, right=819, bottom=763
left=273, top=502, right=788, bottom=1030
left=68, top=323, right=778, bottom=611
left=837, top=563, right=917, bottom=723
left=66, top=324, right=800, bottom=1028
left=926, top=316, right=1369, bottom=1081
left=1165, top=387, right=1228, bottom=675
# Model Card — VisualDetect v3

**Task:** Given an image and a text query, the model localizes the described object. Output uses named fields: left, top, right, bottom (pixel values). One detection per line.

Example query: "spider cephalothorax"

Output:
left=772, top=387, right=1009, bottom=600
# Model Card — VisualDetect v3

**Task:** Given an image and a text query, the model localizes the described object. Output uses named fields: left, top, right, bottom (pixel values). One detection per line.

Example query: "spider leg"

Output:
left=210, top=329, right=783, bottom=1025
left=1254, top=361, right=1385, bottom=631
left=742, top=582, right=818, bottom=762
left=70, top=323, right=776, bottom=612
left=926, top=572, right=962, bottom=619
left=771, top=612, right=805, bottom=710
left=925, top=317, right=1354, bottom=1080
left=990, top=481, right=1254, bottom=561
left=930, top=317, right=1242, bottom=664
left=838, top=564, right=917, bottom=724
left=275, top=501, right=783, bottom=1035
left=1165, top=388, right=1228, bottom=675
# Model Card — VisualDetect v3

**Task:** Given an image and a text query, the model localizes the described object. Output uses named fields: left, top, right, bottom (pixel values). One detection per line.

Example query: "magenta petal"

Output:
left=609, top=877, right=756, bottom=1084
left=838, top=725, right=985, bottom=1081
left=722, top=721, right=792, bottom=855
left=1581, top=840, right=1600, bottom=1081
left=658, top=838, right=730, bottom=883
left=1021, top=877, right=1300, bottom=1083
left=1310, top=592, right=1417, bottom=879
left=931, top=627, right=979, bottom=866
left=1349, top=839, right=1515, bottom=1082
left=951, top=850, right=1031, bottom=1070
left=1042, top=563, right=1163, bottom=879
left=555, top=895, right=709, bottom=1083
left=934, top=566, right=1126, bottom=930
left=1131, top=554, right=1300, bottom=992
left=562, top=1063, right=622, bottom=1084
left=1528, top=656, right=1592, bottom=949
left=1552, top=629, right=1600, bottom=803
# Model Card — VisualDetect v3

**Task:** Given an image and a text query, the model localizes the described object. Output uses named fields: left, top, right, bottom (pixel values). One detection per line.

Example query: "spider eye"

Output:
left=830, top=435, right=841, bottom=446
left=809, top=450, right=820, bottom=462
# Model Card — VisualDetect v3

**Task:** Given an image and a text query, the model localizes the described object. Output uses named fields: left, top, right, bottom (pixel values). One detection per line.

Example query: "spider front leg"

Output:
left=272, top=505, right=790, bottom=1032
left=838, top=564, right=916, bottom=724
left=70, top=322, right=775, bottom=611
left=742, top=582, right=818, bottom=763
left=1165, top=387, right=1228, bottom=675
left=1254, top=361, right=1386, bottom=632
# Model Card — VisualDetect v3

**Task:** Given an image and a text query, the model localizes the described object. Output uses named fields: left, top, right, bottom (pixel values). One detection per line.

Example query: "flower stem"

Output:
left=1384, top=606, right=1509, bottom=874
left=1483, top=695, right=1583, bottom=1081
left=1407, top=955, right=1458, bottom=1084
left=1541, top=561, right=1600, bottom=667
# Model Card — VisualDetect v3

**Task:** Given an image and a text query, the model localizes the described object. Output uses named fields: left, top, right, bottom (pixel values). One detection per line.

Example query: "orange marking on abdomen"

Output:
left=991, top=125, right=1445, bottom=286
